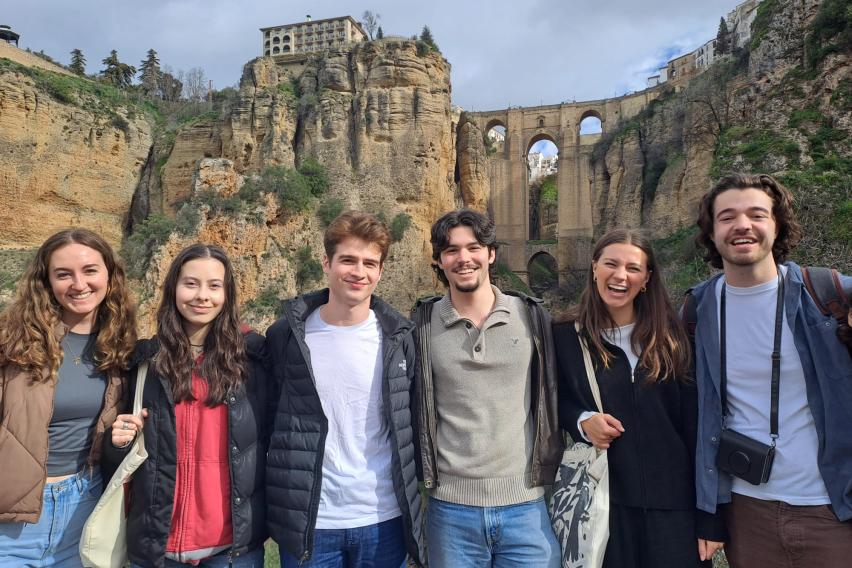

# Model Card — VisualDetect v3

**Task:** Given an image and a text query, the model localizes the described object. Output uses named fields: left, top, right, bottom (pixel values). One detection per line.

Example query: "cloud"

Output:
left=3, top=0, right=739, bottom=107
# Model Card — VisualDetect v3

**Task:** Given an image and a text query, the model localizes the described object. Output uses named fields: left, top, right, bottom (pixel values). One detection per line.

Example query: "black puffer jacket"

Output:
left=101, top=333, right=269, bottom=568
left=265, top=290, right=423, bottom=566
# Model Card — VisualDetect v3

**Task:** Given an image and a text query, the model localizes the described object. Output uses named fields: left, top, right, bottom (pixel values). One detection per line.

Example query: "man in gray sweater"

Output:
left=412, top=209, right=562, bottom=567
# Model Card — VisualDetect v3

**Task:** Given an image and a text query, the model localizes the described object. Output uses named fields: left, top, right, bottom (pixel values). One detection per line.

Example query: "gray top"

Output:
left=428, top=286, right=543, bottom=506
left=47, top=332, right=107, bottom=476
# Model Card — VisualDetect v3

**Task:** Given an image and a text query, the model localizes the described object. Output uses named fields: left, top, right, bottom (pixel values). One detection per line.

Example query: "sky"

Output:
left=3, top=0, right=738, bottom=112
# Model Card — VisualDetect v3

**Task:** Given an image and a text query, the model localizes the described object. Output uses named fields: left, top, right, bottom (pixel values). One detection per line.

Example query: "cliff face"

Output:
left=133, top=39, right=456, bottom=328
left=588, top=0, right=848, bottom=258
left=0, top=61, right=152, bottom=248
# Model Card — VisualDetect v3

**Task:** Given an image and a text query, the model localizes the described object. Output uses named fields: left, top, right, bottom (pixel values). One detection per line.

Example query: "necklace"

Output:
left=63, top=337, right=84, bottom=365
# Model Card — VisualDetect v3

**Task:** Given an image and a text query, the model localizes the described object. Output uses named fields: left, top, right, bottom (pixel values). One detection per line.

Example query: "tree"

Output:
left=100, top=50, right=136, bottom=89
left=419, top=26, right=439, bottom=52
left=183, top=67, right=209, bottom=102
left=715, top=17, right=731, bottom=56
left=139, top=48, right=162, bottom=99
left=160, top=65, right=183, bottom=102
left=376, top=26, right=384, bottom=39
left=69, top=49, right=86, bottom=76
left=362, top=10, right=380, bottom=40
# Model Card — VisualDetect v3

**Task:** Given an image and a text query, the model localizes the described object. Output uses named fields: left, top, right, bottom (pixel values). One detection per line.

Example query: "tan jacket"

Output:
left=0, top=331, right=125, bottom=523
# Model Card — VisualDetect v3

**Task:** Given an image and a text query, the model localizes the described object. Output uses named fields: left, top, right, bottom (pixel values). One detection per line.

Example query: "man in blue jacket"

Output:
left=688, top=173, right=852, bottom=567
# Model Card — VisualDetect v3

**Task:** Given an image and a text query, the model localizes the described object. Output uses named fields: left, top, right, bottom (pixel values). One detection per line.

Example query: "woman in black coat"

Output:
left=102, top=244, right=268, bottom=568
left=553, top=229, right=725, bottom=568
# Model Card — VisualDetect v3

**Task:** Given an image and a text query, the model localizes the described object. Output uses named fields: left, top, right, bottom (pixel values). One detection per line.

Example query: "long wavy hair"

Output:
left=696, top=173, right=802, bottom=269
left=0, top=229, right=136, bottom=381
left=561, top=229, right=690, bottom=382
left=155, top=244, right=246, bottom=405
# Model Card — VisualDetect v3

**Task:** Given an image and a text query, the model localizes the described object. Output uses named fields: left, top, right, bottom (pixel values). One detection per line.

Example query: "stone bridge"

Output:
left=466, top=87, right=662, bottom=286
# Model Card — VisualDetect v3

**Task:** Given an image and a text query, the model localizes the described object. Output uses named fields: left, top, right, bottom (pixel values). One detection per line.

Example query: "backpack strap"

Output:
left=802, top=267, right=850, bottom=323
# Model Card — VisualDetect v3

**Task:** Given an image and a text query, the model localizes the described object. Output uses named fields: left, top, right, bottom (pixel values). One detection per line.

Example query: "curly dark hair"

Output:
left=430, top=209, right=499, bottom=286
left=696, top=173, right=802, bottom=269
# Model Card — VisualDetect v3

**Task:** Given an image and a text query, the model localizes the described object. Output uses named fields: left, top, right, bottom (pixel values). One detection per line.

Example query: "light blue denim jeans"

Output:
left=279, top=516, right=407, bottom=568
left=426, top=496, right=560, bottom=568
left=0, top=470, right=103, bottom=568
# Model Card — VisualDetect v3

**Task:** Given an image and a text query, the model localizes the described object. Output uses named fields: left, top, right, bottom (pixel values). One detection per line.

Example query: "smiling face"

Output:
left=48, top=243, right=110, bottom=333
left=175, top=257, right=227, bottom=343
left=437, top=226, right=496, bottom=294
left=711, top=187, right=778, bottom=272
left=323, top=236, right=383, bottom=311
left=593, top=242, right=650, bottom=326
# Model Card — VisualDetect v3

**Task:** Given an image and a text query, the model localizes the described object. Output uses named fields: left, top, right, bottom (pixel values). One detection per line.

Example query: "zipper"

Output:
left=529, top=303, right=543, bottom=480
left=626, top=358, right=648, bottom=512
left=289, top=305, right=328, bottom=565
left=417, top=304, right=440, bottom=488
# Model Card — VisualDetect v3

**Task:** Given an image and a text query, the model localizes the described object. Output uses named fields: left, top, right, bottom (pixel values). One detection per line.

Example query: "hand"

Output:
left=698, top=539, right=724, bottom=561
left=111, top=409, right=148, bottom=448
left=580, top=413, right=624, bottom=449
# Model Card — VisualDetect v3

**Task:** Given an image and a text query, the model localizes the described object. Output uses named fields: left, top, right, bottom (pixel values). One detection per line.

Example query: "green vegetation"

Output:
left=418, top=26, right=440, bottom=54
left=243, top=284, right=282, bottom=316
left=121, top=214, right=177, bottom=279
left=295, top=245, right=323, bottom=290
left=238, top=160, right=330, bottom=217
left=830, top=200, right=852, bottom=243
left=653, top=226, right=714, bottom=302
left=750, top=0, right=782, bottom=51
left=390, top=213, right=412, bottom=242
left=540, top=174, right=558, bottom=206
left=495, top=262, right=533, bottom=296
left=805, top=0, right=852, bottom=69
left=316, top=197, right=346, bottom=226
left=830, top=78, right=852, bottom=112
left=710, top=126, right=800, bottom=178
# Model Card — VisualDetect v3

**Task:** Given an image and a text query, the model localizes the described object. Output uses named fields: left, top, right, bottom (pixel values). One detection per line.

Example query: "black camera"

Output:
left=716, top=429, right=774, bottom=485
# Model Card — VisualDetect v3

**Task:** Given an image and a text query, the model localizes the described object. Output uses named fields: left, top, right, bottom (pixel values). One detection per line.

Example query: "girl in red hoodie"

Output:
left=104, top=244, right=268, bottom=568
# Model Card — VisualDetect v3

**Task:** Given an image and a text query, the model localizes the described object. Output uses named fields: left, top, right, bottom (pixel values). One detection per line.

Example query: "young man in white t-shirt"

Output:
left=265, top=211, right=423, bottom=567
left=688, top=173, right=852, bottom=567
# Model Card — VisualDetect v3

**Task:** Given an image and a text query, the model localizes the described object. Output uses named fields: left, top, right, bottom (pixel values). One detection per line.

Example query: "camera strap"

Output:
left=720, top=269, right=785, bottom=445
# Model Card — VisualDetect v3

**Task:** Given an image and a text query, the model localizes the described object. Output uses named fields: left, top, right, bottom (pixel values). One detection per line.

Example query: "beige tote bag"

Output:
left=79, top=362, right=148, bottom=568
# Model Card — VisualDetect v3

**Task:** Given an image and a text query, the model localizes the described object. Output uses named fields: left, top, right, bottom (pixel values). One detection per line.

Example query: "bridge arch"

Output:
left=527, top=250, right=559, bottom=295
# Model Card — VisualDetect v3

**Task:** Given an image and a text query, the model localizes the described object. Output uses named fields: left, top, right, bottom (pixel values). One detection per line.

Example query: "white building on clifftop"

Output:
left=261, top=15, right=367, bottom=57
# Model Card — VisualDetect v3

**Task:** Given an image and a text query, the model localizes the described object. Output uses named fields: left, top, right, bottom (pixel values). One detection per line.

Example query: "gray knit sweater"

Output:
left=429, top=287, right=544, bottom=506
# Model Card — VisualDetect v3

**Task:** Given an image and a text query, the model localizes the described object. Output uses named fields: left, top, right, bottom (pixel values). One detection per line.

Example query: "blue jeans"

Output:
left=0, top=470, right=103, bottom=568
left=279, top=516, right=406, bottom=568
left=131, top=545, right=264, bottom=567
left=426, top=497, right=560, bottom=568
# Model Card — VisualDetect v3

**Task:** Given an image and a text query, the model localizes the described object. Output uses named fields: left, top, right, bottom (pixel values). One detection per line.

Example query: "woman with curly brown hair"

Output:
left=0, top=229, right=137, bottom=566
left=553, top=229, right=725, bottom=568
left=102, top=244, right=269, bottom=567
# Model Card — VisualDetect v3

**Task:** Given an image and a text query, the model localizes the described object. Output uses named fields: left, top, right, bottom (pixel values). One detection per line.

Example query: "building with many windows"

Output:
left=260, top=15, right=367, bottom=57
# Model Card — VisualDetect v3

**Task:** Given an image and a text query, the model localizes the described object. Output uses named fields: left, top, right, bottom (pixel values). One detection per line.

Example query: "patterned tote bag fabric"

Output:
left=550, top=323, right=609, bottom=568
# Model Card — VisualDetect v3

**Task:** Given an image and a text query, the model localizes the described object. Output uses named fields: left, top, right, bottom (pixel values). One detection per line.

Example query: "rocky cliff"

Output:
left=588, top=0, right=849, bottom=268
left=130, top=39, right=456, bottom=331
left=0, top=57, right=152, bottom=248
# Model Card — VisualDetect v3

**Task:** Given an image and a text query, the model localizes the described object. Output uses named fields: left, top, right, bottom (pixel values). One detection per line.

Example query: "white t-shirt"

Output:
left=716, top=270, right=829, bottom=504
left=305, top=308, right=402, bottom=528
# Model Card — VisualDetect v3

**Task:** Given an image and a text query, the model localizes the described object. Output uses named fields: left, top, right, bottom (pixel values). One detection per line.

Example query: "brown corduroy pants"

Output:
left=724, top=492, right=852, bottom=568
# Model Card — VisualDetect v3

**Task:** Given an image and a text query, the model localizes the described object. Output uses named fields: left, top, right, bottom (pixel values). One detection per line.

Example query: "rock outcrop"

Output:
left=132, top=39, right=456, bottom=327
left=0, top=62, right=152, bottom=248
